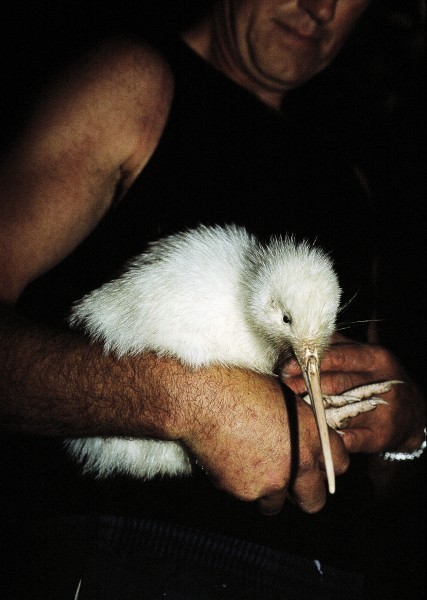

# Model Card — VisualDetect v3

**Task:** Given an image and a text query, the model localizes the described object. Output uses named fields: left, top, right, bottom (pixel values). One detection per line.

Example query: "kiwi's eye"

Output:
left=283, top=314, right=291, bottom=325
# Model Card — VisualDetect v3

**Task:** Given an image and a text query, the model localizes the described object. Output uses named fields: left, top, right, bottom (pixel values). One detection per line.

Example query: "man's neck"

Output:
left=181, top=19, right=285, bottom=112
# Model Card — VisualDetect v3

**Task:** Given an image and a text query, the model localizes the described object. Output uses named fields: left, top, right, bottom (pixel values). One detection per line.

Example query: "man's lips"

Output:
left=274, top=20, right=321, bottom=44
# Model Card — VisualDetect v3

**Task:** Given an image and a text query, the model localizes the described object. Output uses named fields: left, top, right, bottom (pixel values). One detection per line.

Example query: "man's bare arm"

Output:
left=0, top=302, right=174, bottom=438
left=0, top=38, right=176, bottom=439
left=0, top=38, right=174, bottom=302
left=0, top=299, right=349, bottom=514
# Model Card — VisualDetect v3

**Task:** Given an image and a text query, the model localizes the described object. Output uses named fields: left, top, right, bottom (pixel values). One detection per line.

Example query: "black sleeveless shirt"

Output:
left=12, top=39, right=376, bottom=565
left=17, top=39, right=375, bottom=329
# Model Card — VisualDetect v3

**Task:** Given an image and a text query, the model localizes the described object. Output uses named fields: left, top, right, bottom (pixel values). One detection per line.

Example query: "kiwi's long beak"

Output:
left=301, top=353, right=335, bottom=494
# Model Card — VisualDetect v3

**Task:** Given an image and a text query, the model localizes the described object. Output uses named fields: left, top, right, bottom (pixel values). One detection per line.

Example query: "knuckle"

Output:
left=302, top=497, right=326, bottom=514
left=369, top=345, right=389, bottom=367
left=335, top=458, right=350, bottom=475
left=264, top=482, right=287, bottom=497
left=235, top=482, right=286, bottom=503
left=216, top=480, right=264, bottom=503
left=235, top=489, right=262, bottom=503
left=289, top=485, right=326, bottom=514
left=298, top=448, right=317, bottom=473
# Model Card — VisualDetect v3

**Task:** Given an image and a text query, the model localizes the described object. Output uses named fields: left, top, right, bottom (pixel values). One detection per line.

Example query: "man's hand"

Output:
left=174, top=366, right=349, bottom=516
left=281, top=337, right=425, bottom=455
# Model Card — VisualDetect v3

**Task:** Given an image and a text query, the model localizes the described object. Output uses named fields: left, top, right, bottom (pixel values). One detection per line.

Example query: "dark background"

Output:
left=1, top=1, right=425, bottom=598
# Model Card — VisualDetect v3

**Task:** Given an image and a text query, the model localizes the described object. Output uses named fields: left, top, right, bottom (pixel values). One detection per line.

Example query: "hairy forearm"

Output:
left=0, top=303, right=187, bottom=438
left=1, top=304, right=351, bottom=511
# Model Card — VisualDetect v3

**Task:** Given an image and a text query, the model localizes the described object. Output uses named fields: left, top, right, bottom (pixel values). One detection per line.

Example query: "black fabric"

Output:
left=17, top=40, right=375, bottom=335
left=77, top=515, right=364, bottom=600
left=10, top=515, right=364, bottom=600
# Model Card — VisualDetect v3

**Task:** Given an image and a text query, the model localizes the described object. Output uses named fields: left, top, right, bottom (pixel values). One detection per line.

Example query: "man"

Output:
left=0, top=1, right=424, bottom=597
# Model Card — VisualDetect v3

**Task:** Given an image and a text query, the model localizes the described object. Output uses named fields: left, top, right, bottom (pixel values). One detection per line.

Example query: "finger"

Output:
left=322, top=342, right=397, bottom=375
left=283, top=368, right=378, bottom=403
left=282, top=339, right=363, bottom=377
left=282, top=344, right=377, bottom=394
left=280, top=358, right=301, bottom=378
left=288, top=469, right=327, bottom=514
left=322, top=342, right=374, bottom=370
left=257, top=488, right=287, bottom=516
left=319, top=371, right=377, bottom=396
left=340, top=425, right=388, bottom=454
left=290, top=450, right=350, bottom=513
left=326, top=431, right=351, bottom=474
left=280, top=376, right=307, bottom=396
left=294, top=429, right=349, bottom=512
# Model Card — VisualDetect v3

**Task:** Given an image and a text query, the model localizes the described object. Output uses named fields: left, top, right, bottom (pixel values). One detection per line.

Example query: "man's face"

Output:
left=226, top=0, right=370, bottom=91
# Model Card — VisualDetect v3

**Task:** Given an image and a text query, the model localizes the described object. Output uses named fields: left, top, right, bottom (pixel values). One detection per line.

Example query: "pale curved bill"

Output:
left=302, top=356, right=335, bottom=494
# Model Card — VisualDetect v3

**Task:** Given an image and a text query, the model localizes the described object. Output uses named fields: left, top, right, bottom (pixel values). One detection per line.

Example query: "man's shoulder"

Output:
left=69, top=36, right=175, bottom=102
left=40, top=35, right=175, bottom=180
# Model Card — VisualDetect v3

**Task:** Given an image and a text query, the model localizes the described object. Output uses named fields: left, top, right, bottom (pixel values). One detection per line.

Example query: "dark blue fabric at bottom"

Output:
left=77, top=515, right=364, bottom=600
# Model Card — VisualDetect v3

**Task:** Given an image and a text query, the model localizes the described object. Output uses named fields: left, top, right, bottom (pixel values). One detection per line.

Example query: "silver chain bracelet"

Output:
left=379, top=428, right=426, bottom=462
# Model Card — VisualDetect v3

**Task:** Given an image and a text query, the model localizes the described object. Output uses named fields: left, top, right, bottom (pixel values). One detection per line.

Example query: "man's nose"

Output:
left=299, top=0, right=338, bottom=24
